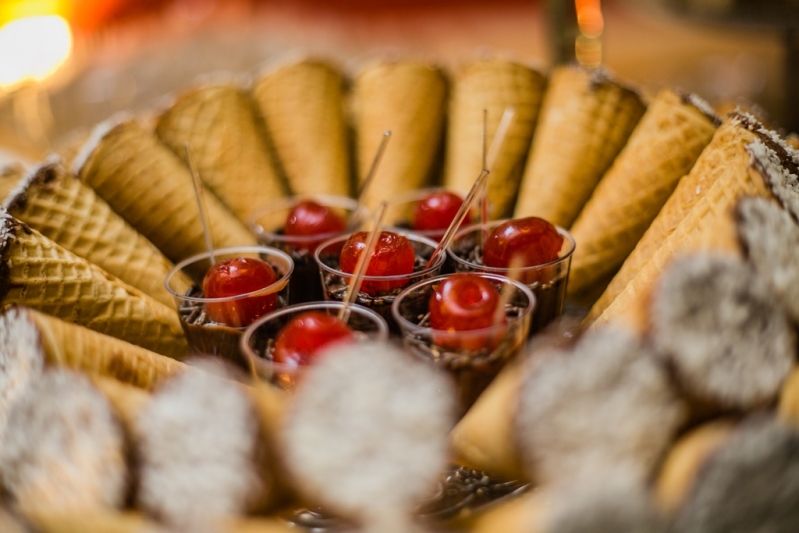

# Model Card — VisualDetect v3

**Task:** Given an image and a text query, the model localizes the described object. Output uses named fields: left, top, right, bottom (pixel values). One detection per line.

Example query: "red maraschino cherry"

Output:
left=413, top=191, right=471, bottom=236
left=202, top=257, right=279, bottom=327
left=339, top=231, right=416, bottom=296
left=285, top=200, right=347, bottom=253
left=483, top=217, right=563, bottom=269
left=273, top=311, right=354, bottom=366
left=429, top=273, right=503, bottom=350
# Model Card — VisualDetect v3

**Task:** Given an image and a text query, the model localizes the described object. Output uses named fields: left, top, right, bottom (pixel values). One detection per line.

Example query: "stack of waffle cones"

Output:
left=443, top=59, right=547, bottom=219
left=252, top=59, right=352, bottom=198
left=0, top=212, right=188, bottom=359
left=514, top=66, right=646, bottom=228
left=352, top=60, right=446, bottom=209
left=155, top=83, right=289, bottom=224
left=4, top=161, right=183, bottom=308
left=591, top=112, right=799, bottom=331
left=2, top=307, right=185, bottom=391
left=74, top=120, right=256, bottom=264
left=566, top=89, right=719, bottom=295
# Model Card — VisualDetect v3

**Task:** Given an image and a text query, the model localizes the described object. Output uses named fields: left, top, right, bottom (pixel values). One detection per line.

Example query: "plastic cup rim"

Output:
left=446, top=220, right=576, bottom=273
left=390, top=272, right=536, bottom=338
left=314, top=230, right=446, bottom=282
left=164, top=245, right=295, bottom=303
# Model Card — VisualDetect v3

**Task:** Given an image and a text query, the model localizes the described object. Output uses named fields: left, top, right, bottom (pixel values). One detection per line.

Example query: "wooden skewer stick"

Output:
left=185, top=143, right=216, bottom=265
left=480, top=107, right=515, bottom=248
left=492, top=254, right=525, bottom=327
left=350, top=131, right=392, bottom=227
left=425, top=169, right=490, bottom=270
left=338, top=202, right=389, bottom=324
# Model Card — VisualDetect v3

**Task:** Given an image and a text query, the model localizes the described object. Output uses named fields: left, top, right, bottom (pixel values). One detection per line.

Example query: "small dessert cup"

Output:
left=448, top=221, right=575, bottom=334
left=314, top=231, right=446, bottom=332
left=164, top=245, right=293, bottom=366
left=249, top=195, right=368, bottom=304
left=240, top=302, right=389, bottom=391
left=392, top=273, right=534, bottom=412
left=385, top=187, right=480, bottom=241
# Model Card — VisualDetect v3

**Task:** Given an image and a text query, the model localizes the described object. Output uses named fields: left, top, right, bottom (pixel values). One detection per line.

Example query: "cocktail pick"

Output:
left=480, top=107, right=516, bottom=246
left=424, top=169, right=489, bottom=270
left=492, top=254, right=525, bottom=327
left=185, top=143, right=216, bottom=265
left=425, top=107, right=516, bottom=270
left=338, top=202, right=389, bottom=324
left=349, top=130, right=391, bottom=227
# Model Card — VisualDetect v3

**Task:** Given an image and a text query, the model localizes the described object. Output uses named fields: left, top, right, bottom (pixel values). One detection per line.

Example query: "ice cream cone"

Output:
left=252, top=58, right=351, bottom=197
left=514, top=66, right=646, bottom=228
left=585, top=114, right=761, bottom=326
left=352, top=60, right=446, bottom=209
left=654, top=420, right=735, bottom=513
left=0, top=163, right=24, bottom=202
left=1, top=306, right=184, bottom=391
left=567, top=89, right=718, bottom=295
left=90, top=376, right=151, bottom=437
left=155, top=83, right=289, bottom=223
left=443, top=59, right=547, bottom=218
left=0, top=212, right=189, bottom=359
left=449, top=360, right=526, bottom=481
left=593, top=114, right=799, bottom=331
left=779, top=367, right=799, bottom=429
left=5, top=161, right=184, bottom=308
left=469, top=491, right=545, bottom=533
left=74, top=120, right=256, bottom=264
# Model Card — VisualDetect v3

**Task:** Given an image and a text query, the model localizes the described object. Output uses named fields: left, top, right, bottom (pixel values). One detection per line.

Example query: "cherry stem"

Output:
left=185, top=143, right=216, bottom=265
left=425, top=169, right=490, bottom=270
left=480, top=106, right=516, bottom=249
left=351, top=130, right=392, bottom=227
left=492, top=254, right=525, bottom=327
left=479, top=108, right=488, bottom=252
left=338, top=201, right=389, bottom=324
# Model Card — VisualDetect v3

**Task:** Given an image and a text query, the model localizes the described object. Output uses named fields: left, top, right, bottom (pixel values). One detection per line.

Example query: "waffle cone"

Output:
left=592, top=136, right=776, bottom=331
left=6, top=306, right=184, bottom=390
left=514, top=66, right=646, bottom=228
left=25, top=511, right=298, bottom=533
left=654, top=420, right=735, bottom=513
left=471, top=491, right=545, bottom=533
left=252, top=59, right=351, bottom=197
left=155, top=84, right=288, bottom=223
left=443, top=59, right=547, bottom=218
left=585, top=116, right=760, bottom=325
left=75, top=120, right=256, bottom=264
left=567, top=90, right=718, bottom=295
left=90, top=376, right=151, bottom=437
left=0, top=213, right=189, bottom=359
left=779, top=367, right=799, bottom=429
left=0, top=164, right=24, bottom=202
left=5, top=162, right=183, bottom=308
left=352, top=60, right=446, bottom=209
left=449, top=361, right=526, bottom=481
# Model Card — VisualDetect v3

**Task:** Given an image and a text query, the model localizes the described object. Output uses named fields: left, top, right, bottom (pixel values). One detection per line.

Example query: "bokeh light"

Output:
left=0, top=15, right=73, bottom=88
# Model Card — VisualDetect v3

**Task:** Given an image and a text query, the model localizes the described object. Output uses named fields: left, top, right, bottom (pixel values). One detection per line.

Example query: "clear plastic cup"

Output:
left=240, top=301, right=389, bottom=390
left=249, top=195, right=368, bottom=304
left=314, top=231, right=446, bottom=332
left=384, top=187, right=480, bottom=241
left=164, top=245, right=294, bottom=366
left=447, top=221, right=575, bottom=335
left=392, top=273, right=535, bottom=412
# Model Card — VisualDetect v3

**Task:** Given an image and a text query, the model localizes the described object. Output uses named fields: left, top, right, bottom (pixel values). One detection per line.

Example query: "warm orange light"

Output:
left=0, top=15, right=73, bottom=88
left=0, top=0, right=70, bottom=24
left=575, top=0, right=603, bottom=38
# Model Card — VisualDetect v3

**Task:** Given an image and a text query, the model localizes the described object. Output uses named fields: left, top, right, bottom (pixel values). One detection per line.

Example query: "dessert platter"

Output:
left=0, top=56, right=798, bottom=533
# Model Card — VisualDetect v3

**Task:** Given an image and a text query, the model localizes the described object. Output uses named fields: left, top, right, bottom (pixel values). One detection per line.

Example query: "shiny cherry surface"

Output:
left=339, top=231, right=416, bottom=295
left=273, top=311, right=354, bottom=366
left=202, top=257, right=278, bottom=327
left=284, top=200, right=347, bottom=252
left=412, top=191, right=470, bottom=234
left=429, top=274, right=504, bottom=351
left=482, top=217, right=563, bottom=269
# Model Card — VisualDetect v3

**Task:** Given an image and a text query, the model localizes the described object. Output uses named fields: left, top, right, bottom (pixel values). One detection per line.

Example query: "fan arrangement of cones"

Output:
left=1, top=54, right=799, bottom=533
